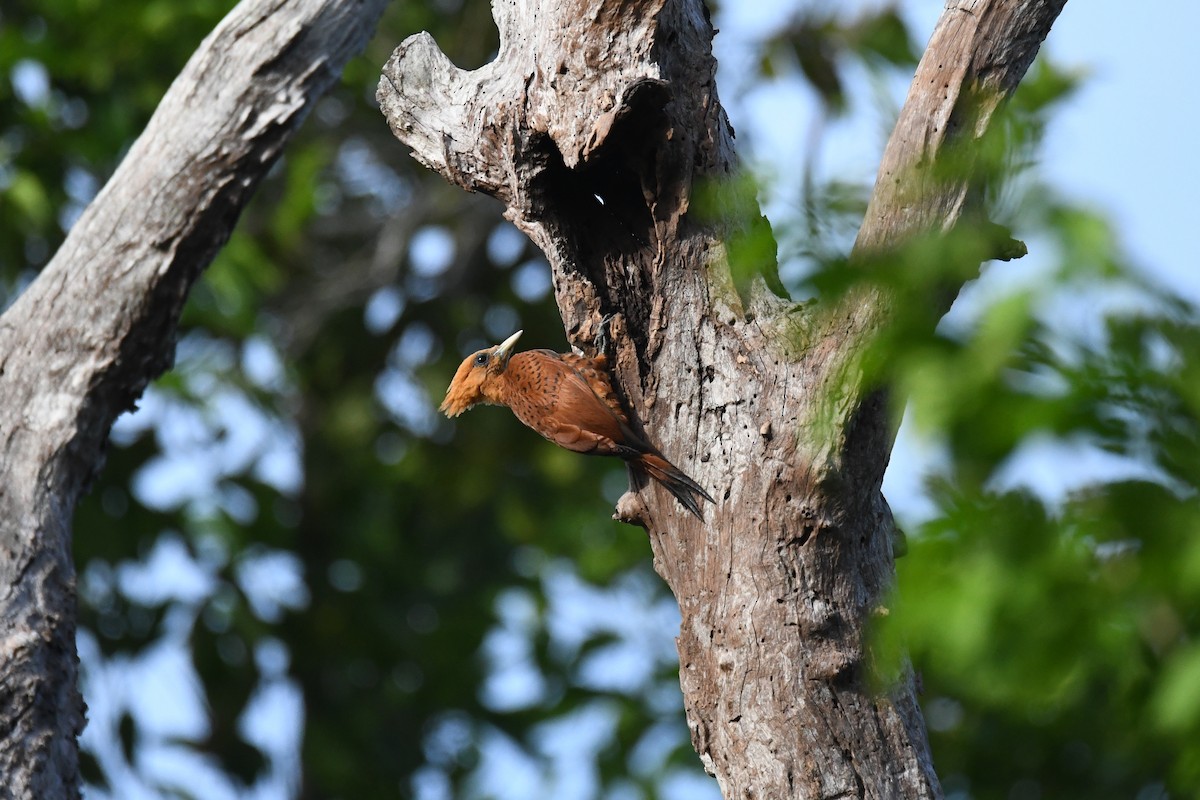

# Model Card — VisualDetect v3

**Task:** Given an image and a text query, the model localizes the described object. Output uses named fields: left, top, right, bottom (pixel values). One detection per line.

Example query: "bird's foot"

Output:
left=595, top=313, right=617, bottom=358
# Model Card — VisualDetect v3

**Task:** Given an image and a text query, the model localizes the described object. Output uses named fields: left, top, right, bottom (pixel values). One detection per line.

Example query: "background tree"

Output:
left=0, top=1, right=390, bottom=796
left=3, top=1, right=1199, bottom=799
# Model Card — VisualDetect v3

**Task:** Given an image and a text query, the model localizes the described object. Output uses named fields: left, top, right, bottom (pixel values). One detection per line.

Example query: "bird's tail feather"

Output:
left=636, top=453, right=715, bottom=520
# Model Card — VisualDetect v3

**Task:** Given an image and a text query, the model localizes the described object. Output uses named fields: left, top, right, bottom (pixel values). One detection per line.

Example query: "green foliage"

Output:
left=767, top=28, right=1200, bottom=797
left=842, top=73, right=1199, bottom=800
left=753, top=6, right=919, bottom=113
left=0, top=0, right=242, bottom=289
left=872, top=290, right=1200, bottom=796
left=691, top=170, right=787, bottom=303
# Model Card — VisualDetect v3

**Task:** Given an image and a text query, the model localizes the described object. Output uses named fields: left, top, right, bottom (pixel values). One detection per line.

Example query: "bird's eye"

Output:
left=474, top=353, right=489, bottom=367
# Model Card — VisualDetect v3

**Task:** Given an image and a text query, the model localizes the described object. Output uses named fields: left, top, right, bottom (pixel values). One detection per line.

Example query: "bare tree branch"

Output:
left=0, top=1, right=386, bottom=796
left=856, top=0, right=1067, bottom=256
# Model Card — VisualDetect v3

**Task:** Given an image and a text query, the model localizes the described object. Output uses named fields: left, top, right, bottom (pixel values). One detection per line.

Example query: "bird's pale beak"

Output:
left=494, top=329, right=523, bottom=365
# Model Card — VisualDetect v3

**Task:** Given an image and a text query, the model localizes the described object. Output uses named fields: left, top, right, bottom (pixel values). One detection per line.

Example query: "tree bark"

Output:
left=378, top=0, right=1064, bottom=797
left=0, top=1, right=386, bottom=797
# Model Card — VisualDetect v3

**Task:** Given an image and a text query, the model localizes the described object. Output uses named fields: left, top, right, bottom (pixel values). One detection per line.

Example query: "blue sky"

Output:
left=1033, top=0, right=1199, bottom=300
left=717, top=0, right=1199, bottom=300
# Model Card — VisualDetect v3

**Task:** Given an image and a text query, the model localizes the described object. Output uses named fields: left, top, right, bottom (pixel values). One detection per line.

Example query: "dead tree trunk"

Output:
left=378, top=0, right=1064, bottom=796
left=0, top=2, right=385, bottom=797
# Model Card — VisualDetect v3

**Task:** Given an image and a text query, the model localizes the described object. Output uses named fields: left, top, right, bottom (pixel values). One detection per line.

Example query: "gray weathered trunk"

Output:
left=378, top=0, right=1065, bottom=797
left=0, top=1, right=386, bottom=796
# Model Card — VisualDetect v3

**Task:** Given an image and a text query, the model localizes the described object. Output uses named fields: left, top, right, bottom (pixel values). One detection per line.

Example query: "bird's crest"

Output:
left=439, top=330, right=523, bottom=417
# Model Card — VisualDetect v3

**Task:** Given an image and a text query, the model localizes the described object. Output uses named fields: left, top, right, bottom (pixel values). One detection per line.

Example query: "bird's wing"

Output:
left=557, top=353, right=629, bottom=425
left=511, top=351, right=638, bottom=457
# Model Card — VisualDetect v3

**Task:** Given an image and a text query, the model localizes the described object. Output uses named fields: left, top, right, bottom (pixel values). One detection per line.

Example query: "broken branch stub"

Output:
left=377, top=0, right=672, bottom=205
